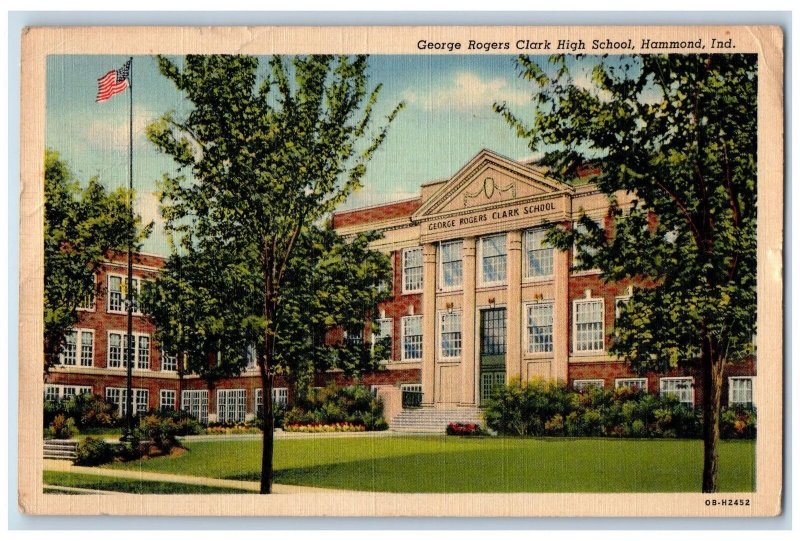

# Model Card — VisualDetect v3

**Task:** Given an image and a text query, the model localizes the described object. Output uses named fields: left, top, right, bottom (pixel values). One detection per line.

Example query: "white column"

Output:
left=460, top=237, right=477, bottom=406
left=506, top=230, right=522, bottom=382
left=421, top=243, right=437, bottom=406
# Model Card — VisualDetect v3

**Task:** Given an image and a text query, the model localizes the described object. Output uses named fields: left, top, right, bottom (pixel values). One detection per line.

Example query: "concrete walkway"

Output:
left=43, top=459, right=351, bottom=494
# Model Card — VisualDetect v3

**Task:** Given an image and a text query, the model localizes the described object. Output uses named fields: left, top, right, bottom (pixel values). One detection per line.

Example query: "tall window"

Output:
left=108, top=332, right=150, bottom=370
left=729, top=377, right=754, bottom=406
left=526, top=303, right=553, bottom=353
left=59, top=329, right=94, bottom=367
left=160, top=390, right=176, bottom=410
left=524, top=228, right=554, bottom=278
left=439, top=241, right=463, bottom=289
left=402, top=247, right=423, bottom=293
left=439, top=312, right=462, bottom=359
left=480, top=234, right=507, bottom=285
left=573, top=298, right=605, bottom=352
left=181, top=390, right=208, bottom=424
left=401, top=315, right=423, bottom=361
left=105, top=387, right=149, bottom=416
left=217, top=389, right=246, bottom=423
left=107, top=275, right=141, bottom=314
left=660, top=377, right=694, bottom=405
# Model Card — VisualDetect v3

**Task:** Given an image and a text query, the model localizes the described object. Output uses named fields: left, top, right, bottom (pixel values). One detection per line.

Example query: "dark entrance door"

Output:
left=479, top=307, right=507, bottom=405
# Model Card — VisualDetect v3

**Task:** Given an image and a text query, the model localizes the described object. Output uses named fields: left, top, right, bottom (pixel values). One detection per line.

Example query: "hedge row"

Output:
left=483, top=379, right=756, bottom=439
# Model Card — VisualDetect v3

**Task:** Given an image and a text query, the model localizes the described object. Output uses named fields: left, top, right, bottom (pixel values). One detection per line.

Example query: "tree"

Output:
left=141, top=224, right=393, bottom=401
left=146, top=54, right=402, bottom=493
left=496, top=54, right=756, bottom=492
left=44, top=149, right=150, bottom=369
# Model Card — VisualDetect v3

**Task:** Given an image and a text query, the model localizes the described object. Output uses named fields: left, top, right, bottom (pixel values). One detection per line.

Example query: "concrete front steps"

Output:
left=390, top=407, right=484, bottom=434
left=44, top=439, right=78, bottom=461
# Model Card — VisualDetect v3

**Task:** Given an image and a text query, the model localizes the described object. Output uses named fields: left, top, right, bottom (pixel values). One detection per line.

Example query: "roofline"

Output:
left=332, top=195, right=421, bottom=216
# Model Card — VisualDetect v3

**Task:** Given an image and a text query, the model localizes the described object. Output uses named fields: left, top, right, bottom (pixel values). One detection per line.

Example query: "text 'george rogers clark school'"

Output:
left=44, top=149, right=756, bottom=430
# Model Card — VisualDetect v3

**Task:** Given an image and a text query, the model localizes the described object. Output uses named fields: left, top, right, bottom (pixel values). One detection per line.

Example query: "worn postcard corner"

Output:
left=18, top=24, right=783, bottom=517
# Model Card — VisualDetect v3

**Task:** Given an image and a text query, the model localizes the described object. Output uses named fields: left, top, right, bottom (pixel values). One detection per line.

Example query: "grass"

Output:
left=103, top=436, right=756, bottom=493
left=43, top=470, right=256, bottom=494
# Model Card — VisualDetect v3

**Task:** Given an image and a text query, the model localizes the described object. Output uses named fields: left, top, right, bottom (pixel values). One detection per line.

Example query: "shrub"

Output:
left=133, top=414, right=180, bottom=453
left=156, top=409, right=203, bottom=436
left=65, top=393, right=118, bottom=429
left=75, top=437, right=115, bottom=466
left=281, top=383, right=388, bottom=431
left=483, top=378, right=738, bottom=439
left=47, top=414, right=77, bottom=439
left=284, top=422, right=365, bottom=433
left=720, top=405, right=757, bottom=439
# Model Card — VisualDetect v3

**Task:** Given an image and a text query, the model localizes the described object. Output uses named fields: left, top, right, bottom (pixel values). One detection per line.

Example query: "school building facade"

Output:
left=43, top=149, right=756, bottom=426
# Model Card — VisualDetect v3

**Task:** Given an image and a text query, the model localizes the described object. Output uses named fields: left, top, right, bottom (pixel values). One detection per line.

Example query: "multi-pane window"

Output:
left=344, top=328, right=364, bottom=348
left=217, top=389, right=247, bottom=423
left=573, top=379, right=604, bottom=392
left=480, top=372, right=505, bottom=402
left=161, top=350, right=178, bottom=372
left=439, top=241, right=463, bottom=289
left=729, top=377, right=754, bottom=406
left=107, top=275, right=141, bottom=314
left=660, top=377, right=694, bottom=405
left=402, top=247, right=423, bottom=293
left=160, top=390, right=176, bottom=410
left=138, top=336, right=150, bottom=369
left=59, top=329, right=93, bottom=367
left=574, top=299, right=605, bottom=352
left=105, top=387, right=149, bottom=416
left=401, top=315, right=423, bottom=361
left=255, top=387, right=289, bottom=417
left=108, top=332, right=151, bottom=370
left=439, top=312, right=462, bottom=359
left=44, top=385, right=92, bottom=401
left=615, top=378, right=648, bottom=392
left=181, top=390, right=209, bottom=424
left=480, top=234, right=507, bottom=284
left=524, top=228, right=554, bottom=278
left=526, top=303, right=554, bottom=353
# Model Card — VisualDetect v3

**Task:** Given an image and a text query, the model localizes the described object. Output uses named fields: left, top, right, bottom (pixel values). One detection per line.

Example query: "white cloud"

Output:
left=403, top=71, right=530, bottom=113
left=83, top=106, right=160, bottom=151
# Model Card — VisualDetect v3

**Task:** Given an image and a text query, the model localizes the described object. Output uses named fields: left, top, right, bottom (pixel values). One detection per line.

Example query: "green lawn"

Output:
left=103, top=436, right=755, bottom=493
left=43, top=471, right=255, bottom=494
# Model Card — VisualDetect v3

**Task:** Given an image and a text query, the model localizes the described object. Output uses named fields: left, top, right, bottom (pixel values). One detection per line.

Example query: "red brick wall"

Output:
left=331, top=198, right=421, bottom=229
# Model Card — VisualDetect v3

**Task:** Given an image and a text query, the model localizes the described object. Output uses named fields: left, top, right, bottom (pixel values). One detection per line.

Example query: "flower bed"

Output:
left=446, top=422, right=486, bottom=436
left=283, top=422, right=366, bottom=433
left=203, top=421, right=262, bottom=435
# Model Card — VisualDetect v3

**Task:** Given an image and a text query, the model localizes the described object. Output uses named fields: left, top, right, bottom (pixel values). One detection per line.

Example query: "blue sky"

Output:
left=46, top=54, right=605, bottom=255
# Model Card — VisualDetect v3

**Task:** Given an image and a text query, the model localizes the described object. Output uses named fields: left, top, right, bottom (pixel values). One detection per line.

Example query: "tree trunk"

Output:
left=701, top=339, right=725, bottom=493
left=259, top=353, right=274, bottom=495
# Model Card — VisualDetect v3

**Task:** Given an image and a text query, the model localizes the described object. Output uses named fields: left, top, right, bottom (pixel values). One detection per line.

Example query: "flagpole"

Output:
left=123, top=57, right=135, bottom=442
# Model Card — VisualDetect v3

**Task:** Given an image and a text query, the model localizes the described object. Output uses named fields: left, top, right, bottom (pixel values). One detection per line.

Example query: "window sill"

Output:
left=522, top=276, right=554, bottom=284
left=400, top=290, right=423, bottom=296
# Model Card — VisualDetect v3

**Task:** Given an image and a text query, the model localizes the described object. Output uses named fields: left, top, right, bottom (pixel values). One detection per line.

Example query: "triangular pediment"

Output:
left=412, top=149, right=572, bottom=220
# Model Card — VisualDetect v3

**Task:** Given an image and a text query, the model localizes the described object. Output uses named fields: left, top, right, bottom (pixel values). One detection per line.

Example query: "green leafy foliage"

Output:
left=497, top=54, right=757, bottom=491
left=143, top=54, right=401, bottom=492
left=44, top=150, right=151, bottom=368
left=75, top=437, right=115, bottom=466
left=284, top=383, right=388, bottom=431
left=43, top=393, right=119, bottom=429
left=482, top=379, right=748, bottom=439
left=46, top=414, right=77, bottom=439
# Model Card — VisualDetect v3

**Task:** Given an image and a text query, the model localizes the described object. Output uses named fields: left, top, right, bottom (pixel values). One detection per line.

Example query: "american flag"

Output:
left=96, top=59, right=131, bottom=103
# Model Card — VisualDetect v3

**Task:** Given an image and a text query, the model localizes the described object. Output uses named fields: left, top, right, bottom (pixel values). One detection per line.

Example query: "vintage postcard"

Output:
left=18, top=25, right=783, bottom=517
